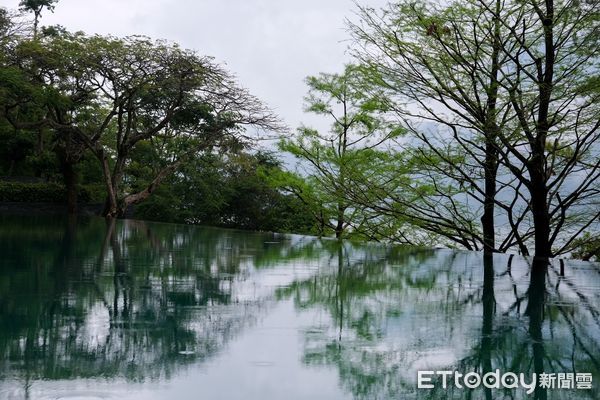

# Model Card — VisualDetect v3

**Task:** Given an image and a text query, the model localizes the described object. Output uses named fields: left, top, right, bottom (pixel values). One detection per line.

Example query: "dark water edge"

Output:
left=0, top=214, right=598, bottom=400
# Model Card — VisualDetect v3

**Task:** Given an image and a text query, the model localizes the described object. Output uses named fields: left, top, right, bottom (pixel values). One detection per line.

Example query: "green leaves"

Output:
left=276, top=64, right=408, bottom=239
left=133, top=151, right=316, bottom=234
left=0, top=10, right=280, bottom=216
left=18, top=0, right=58, bottom=14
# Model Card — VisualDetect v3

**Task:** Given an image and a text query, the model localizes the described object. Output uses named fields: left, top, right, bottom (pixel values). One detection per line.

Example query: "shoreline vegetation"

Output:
left=1, top=0, right=599, bottom=262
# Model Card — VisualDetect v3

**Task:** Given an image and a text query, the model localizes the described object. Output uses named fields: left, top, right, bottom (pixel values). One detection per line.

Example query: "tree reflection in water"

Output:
left=278, top=244, right=600, bottom=400
left=0, top=215, right=598, bottom=400
left=0, top=215, right=313, bottom=397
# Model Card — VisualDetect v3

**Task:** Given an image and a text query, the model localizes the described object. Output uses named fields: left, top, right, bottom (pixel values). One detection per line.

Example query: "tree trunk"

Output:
left=102, top=197, right=116, bottom=217
left=335, top=203, right=345, bottom=239
left=530, top=0, right=554, bottom=260
left=33, top=12, right=39, bottom=41
left=7, top=159, right=15, bottom=177
left=117, top=157, right=186, bottom=217
left=61, top=159, right=78, bottom=215
left=481, top=0, right=502, bottom=256
left=99, top=151, right=118, bottom=218
left=529, top=168, right=552, bottom=259
left=481, top=141, right=498, bottom=255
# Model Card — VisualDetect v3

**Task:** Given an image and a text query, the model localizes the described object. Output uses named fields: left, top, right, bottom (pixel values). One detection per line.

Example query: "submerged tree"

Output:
left=486, top=0, right=600, bottom=259
left=349, top=0, right=533, bottom=253
left=349, top=0, right=600, bottom=258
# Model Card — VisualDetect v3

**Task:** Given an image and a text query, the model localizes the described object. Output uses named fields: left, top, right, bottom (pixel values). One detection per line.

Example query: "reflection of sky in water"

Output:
left=0, top=215, right=598, bottom=400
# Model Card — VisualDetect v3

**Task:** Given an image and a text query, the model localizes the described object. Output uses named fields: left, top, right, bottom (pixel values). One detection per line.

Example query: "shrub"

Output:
left=81, top=183, right=107, bottom=203
left=0, top=181, right=102, bottom=203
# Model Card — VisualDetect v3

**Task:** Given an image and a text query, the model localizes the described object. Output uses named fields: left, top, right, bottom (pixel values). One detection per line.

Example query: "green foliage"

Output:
left=18, top=0, right=58, bottom=14
left=275, top=65, right=404, bottom=239
left=0, top=126, right=36, bottom=175
left=0, top=181, right=95, bottom=203
left=81, top=182, right=106, bottom=203
left=133, top=187, right=184, bottom=223
left=571, top=233, right=600, bottom=262
left=133, top=151, right=317, bottom=234
left=1, top=9, right=279, bottom=218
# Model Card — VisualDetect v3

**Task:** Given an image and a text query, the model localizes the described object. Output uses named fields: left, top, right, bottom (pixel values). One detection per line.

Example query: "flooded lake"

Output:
left=0, top=215, right=598, bottom=399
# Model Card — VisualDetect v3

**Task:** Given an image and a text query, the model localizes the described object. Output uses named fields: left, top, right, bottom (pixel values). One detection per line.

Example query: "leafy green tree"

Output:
left=134, top=150, right=317, bottom=234
left=2, top=28, right=280, bottom=216
left=274, top=65, right=402, bottom=239
left=17, top=1, right=60, bottom=167
left=0, top=9, right=58, bottom=181
left=18, top=0, right=58, bottom=39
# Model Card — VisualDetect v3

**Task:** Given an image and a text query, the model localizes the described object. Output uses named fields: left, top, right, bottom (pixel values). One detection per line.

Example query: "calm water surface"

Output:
left=0, top=215, right=598, bottom=399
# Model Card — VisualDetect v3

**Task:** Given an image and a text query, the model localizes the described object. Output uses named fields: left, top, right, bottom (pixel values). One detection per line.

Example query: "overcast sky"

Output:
left=0, top=0, right=388, bottom=146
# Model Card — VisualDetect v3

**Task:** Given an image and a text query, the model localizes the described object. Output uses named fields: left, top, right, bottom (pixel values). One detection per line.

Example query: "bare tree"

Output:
left=482, top=0, right=600, bottom=258
left=350, top=0, right=530, bottom=253
left=349, top=0, right=599, bottom=258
